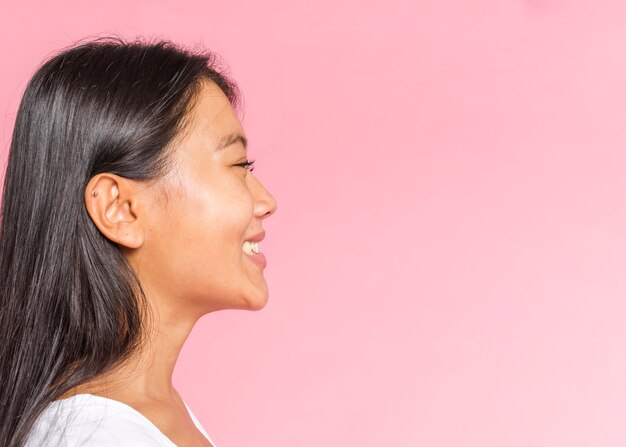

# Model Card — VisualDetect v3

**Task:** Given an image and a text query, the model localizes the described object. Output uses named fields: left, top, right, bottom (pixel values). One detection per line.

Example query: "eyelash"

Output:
left=235, top=159, right=255, bottom=172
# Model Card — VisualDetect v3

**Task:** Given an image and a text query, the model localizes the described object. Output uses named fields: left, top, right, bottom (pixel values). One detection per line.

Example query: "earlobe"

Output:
left=84, top=174, right=145, bottom=249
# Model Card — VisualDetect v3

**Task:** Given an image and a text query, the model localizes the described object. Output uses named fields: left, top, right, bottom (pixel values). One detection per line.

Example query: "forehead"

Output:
left=183, top=80, right=244, bottom=150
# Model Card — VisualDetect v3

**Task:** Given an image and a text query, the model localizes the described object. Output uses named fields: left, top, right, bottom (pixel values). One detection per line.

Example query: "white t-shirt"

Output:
left=25, top=393, right=216, bottom=446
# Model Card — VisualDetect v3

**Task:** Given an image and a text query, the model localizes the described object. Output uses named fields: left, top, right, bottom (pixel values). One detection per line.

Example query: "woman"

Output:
left=0, top=36, right=277, bottom=447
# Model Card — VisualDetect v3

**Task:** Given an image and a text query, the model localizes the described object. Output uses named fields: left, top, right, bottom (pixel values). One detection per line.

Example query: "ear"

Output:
left=84, top=173, right=145, bottom=249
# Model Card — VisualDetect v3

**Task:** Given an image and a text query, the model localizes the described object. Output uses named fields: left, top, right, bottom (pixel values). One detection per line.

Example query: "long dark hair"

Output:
left=0, top=35, right=239, bottom=446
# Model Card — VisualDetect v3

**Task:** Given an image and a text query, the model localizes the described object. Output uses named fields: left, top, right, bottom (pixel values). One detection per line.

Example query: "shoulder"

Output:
left=25, top=395, right=173, bottom=447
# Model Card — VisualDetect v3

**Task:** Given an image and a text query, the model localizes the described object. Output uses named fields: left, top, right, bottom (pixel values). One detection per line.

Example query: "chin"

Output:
left=241, top=292, right=269, bottom=311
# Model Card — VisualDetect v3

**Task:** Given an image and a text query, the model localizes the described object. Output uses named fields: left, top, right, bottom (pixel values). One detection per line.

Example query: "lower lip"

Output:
left=245, top=252, right=267, bottom=269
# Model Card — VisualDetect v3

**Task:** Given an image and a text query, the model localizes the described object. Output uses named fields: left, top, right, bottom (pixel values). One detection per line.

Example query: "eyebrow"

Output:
left=215, top=133, right=248, bottom=152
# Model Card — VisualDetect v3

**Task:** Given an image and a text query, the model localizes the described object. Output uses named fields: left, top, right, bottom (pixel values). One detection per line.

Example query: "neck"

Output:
left=59, top=297, right=199, bottom=404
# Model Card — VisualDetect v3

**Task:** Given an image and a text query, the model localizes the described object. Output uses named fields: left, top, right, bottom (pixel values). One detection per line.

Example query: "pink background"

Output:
left=2, top=1, right=626, bottom=445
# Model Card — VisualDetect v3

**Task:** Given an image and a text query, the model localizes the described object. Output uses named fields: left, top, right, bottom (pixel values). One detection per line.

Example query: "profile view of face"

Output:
left=128, top=80, right=277, bottom=314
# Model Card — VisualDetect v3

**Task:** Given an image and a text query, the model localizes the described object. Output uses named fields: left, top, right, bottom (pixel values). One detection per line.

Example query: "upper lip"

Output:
left=245, top=230, right=265, bottom=242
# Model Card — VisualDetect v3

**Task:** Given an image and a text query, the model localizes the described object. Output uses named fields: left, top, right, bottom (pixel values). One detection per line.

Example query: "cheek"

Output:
left=181, top=178, right=255, bottom=247
left=138, top=178, right=257, bottom=307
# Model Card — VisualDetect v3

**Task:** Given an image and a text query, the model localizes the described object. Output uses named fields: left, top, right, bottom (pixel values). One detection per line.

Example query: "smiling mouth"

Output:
left=242, top=240, right=260, bottom=255
left=242, top=243, right=267, bottom=269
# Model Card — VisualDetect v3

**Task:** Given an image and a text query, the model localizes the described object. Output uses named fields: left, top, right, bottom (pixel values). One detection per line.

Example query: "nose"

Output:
left=249, top=173, right=277, bottom=219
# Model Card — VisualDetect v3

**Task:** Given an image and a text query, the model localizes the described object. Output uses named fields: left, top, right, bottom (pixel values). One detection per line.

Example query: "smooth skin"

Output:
left=58, top=80, right=277, bottom=447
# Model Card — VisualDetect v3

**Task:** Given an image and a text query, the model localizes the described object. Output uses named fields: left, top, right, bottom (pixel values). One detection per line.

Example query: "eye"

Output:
left=234, top=159, right=255, bottom=172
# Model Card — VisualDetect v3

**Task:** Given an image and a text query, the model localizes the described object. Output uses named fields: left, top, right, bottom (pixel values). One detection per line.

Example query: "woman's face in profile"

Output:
left=130, top=80, right=277, bottom=313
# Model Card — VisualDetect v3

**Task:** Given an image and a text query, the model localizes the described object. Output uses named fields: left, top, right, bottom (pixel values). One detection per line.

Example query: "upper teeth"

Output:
left=243, top=241, right=260, bottom=255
